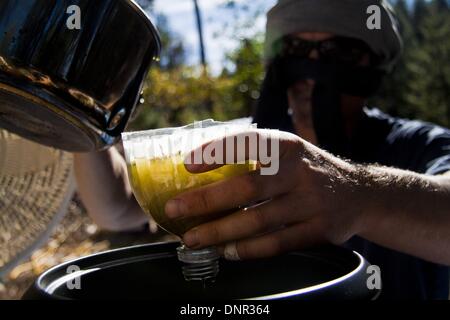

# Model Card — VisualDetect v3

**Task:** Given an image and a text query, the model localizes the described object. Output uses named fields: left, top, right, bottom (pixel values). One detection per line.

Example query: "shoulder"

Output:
left=364, top=107, right=450, bottom=174
left=364, top=108, right=450, bottom=146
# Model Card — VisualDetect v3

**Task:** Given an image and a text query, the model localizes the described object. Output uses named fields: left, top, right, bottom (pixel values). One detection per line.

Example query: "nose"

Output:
left=309, top=49, right=320, bottom=60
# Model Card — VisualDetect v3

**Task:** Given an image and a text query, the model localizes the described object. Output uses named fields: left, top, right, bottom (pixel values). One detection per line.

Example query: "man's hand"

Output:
left=165, top=130, right=367, bottom=260
left=165, top=129, right=450, bottom=265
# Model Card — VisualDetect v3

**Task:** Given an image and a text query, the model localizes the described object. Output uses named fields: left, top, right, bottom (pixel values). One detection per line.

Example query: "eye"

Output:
left=282, top=37, right=313, bottom=58
left=294, top=41, right=312, bottom=54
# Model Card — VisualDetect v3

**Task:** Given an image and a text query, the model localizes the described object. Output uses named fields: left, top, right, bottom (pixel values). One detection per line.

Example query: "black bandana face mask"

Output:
left=254, top=57, right=384, bottom=156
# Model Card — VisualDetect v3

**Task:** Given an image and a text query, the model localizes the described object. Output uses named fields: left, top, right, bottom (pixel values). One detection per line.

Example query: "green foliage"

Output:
left=405, top=1, right=450, bottom=126
left=129, top=68, right=215, bottom=130
left=220, top=36, right=265, bottom=117
left=130, top=35, right=265, bottom=131
left=130, top=36, right=265, bottom=131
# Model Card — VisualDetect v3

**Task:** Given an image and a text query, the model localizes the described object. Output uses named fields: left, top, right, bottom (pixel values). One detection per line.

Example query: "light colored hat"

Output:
left=265, top=0, right=403, bottom=71
left=0, top=129, right=75, bottom=278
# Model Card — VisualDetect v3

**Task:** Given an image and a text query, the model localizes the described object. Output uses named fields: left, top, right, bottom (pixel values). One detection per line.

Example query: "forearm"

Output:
left=73, top=147, right=147, bottom=231
left=357, top=166, right=450, bottom=265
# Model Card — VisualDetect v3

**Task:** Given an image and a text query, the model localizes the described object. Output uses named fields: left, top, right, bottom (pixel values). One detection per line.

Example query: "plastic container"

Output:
left=122, top=120, right=257, bottom=236
left=122, top=120, right=257, bottom=281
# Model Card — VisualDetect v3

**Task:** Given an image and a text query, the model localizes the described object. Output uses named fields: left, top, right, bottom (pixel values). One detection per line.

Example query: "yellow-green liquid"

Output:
left=128, top=155, right=256, bottom=236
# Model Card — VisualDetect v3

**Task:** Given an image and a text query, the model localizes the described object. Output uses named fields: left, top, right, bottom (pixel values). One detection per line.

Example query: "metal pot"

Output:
left=23, top=241, right=380, bottom=300
left=0, top=0, right=160, bottom=152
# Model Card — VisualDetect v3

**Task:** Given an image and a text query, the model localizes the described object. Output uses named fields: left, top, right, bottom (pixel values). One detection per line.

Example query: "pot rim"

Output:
left=29, top=241, right=377, bottom=300
left=124, top=0, right=162, bottom=54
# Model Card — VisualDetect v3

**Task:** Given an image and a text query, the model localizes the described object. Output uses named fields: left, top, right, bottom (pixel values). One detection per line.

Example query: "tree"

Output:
left=193, top=0, right=207, bottom=68
left=405, top=1, right=450, bottom=126
left=370, top=0, right=415, bottom=117
left=434, top=0, right=449, bottom=10
left=412, top=0, right=428, bottom=38
left=219, top=36, right=265, bottom=118
left=371, top=0, right=450, bottom=128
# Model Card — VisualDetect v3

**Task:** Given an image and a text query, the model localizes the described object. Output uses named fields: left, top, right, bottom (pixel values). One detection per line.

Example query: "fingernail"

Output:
left=183, top=229, right=199, bottom=248
left=165, top=199, right=186, bottom=219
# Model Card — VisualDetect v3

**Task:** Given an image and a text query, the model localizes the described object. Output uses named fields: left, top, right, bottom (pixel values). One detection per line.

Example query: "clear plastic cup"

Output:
left=122, top=120, right=257, bottom=282
left=122, top=119, right=257, bottom=236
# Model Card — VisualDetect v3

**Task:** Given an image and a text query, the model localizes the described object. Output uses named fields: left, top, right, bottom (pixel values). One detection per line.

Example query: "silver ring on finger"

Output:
left=224, top=241, right=241, bottom=261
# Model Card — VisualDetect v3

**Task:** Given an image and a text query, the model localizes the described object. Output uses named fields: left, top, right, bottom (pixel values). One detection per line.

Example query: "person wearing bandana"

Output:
left=247, top=0, right=450, bottom=299
left=162, top=0, right=450, bottom=300
left=74, top=0, right=450, bottom=300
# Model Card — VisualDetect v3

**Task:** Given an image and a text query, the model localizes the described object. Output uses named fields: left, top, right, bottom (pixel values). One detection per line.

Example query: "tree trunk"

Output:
left=193, top=0, right=207, bottom=68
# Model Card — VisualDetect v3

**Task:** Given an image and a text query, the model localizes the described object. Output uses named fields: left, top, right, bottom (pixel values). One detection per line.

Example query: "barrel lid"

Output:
left=24, top=242, right=379, bottom=300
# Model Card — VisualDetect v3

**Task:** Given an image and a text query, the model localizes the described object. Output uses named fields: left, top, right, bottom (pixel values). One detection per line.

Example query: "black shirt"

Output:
left=254, top=106, right=450, bottom=299
left=342, top=108, right=450, bottom=300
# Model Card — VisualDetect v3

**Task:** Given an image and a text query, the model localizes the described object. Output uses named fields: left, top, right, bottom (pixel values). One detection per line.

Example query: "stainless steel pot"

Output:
left=0, top=0, right=161, bottom=152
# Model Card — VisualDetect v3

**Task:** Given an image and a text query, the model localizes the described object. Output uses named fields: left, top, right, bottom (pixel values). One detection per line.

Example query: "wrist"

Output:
left=317, top=154, right=373, bottom=242
left=351, top=165, right=442, bottom=240
left=342, top=164, right=376, bottom=239
left=347, top=164, right=393, bottom=239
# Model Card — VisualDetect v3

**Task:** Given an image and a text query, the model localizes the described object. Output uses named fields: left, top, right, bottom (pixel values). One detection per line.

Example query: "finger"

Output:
left=182, top=195, right=303, bottom=249
left=165, top=167, right=297, bottom=219
left=184, top=129, right=298, bottom=174
left=219, top=221, right=325, bottom=260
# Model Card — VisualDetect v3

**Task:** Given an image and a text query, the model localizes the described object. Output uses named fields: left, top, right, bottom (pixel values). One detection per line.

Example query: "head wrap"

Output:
left=264, top=0, right=403, bottom=71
